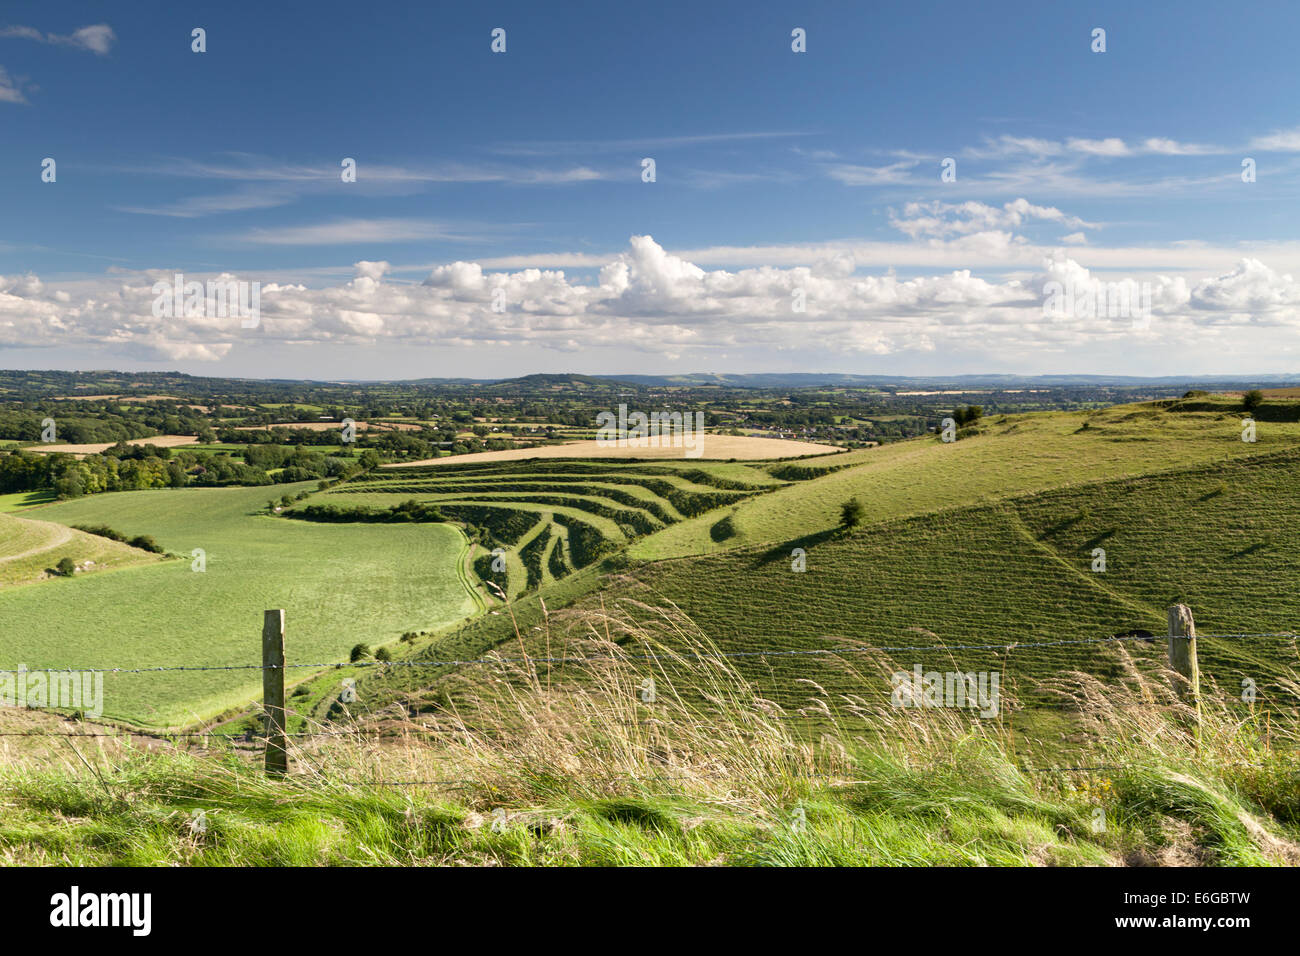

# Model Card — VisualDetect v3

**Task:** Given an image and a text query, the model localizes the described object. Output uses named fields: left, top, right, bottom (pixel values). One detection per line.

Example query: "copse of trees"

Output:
left=951, top=405, right=984, bottom=427
left=0, top=442, right=370, bottom=501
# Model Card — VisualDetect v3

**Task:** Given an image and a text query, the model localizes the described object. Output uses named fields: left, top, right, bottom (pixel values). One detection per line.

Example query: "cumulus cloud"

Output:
left=5, top=236, right=1300, bottom=365
left=1191, top=259, right=1300, bottom=317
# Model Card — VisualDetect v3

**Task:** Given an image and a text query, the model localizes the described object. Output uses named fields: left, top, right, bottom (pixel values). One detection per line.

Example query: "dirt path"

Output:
left=0, top=522, right=72, bottom=564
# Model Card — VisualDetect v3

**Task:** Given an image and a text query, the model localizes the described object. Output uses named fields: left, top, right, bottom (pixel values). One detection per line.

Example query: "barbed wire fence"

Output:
left=1, top=606, right=1296, bottom=788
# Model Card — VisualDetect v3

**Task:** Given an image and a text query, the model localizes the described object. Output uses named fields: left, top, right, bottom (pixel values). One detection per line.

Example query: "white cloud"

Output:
left=1249, top=128, right=1300, bottom=151
left=1066, top=137, right=1132, bottom=157
left=0, top=65, right=29, bottom=103
left=966, top=134, right=1221, bottom=159
left=0, top=24, right=116, bottom=55
left=1191, top=259, right=1300, bottom=317
left=889, top=199, right=1094, bottom=239
left=114, top=188, right=296, bottom=218
left=9, top=236, right=1300, bottom=366
left=824, top=161, right=918, bottom=186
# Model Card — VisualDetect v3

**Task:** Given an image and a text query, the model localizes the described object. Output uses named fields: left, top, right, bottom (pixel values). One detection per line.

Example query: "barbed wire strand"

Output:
left=3, top=631, right=1291, bottom=675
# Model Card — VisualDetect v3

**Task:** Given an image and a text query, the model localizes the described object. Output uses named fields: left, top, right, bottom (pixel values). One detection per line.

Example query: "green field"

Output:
left=0, top=490, right=55, bottom=513
left=0, top=484, right=478, bottom=727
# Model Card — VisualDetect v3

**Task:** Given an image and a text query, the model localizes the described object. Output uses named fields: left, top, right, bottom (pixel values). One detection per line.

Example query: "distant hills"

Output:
left=4, top=368, right=1300, bottom=392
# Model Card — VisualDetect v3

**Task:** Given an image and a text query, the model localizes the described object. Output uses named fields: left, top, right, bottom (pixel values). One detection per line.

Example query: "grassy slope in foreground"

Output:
left=631, top=404, right=1300, bottom=560
left=0, top=483, right=477, bottom=727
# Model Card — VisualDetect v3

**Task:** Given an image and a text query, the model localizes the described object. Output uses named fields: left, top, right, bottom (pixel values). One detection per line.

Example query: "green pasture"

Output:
left=0, top=483, right=479, bottom=727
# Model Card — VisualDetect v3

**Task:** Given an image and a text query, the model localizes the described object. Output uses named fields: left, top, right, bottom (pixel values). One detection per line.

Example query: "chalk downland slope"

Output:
left=0, top=512, right=163, bottom=588
left=341, top=399, right=1300, bottom=762
left=631, top=402, right=1300, bottom=560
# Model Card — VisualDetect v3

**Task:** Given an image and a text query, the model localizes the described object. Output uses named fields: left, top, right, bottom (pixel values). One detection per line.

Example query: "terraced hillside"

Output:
left=332, top=401, right=1300, bottom=761
left=293, top=459, right=787, bottom=596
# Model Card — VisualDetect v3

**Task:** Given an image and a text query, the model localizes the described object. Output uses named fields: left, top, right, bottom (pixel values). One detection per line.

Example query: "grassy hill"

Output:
left=324, top=399, right=1300, bottom=768
left=0, top=484, right=478, bottom=727
left=4, top=396, right=1300, bottom=866
left=632, top=401, right=1300, bottom=560
left=9, top=396, right=1300, bottom=748
left=0, top=512, right=162, bottom=587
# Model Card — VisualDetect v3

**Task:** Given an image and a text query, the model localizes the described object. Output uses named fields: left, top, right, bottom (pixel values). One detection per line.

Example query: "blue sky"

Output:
left=3, top=0, right=1300, bottom=378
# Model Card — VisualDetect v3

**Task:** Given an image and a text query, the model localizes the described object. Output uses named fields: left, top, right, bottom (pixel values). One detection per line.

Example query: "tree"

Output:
left=55, top=557, right=77, bottom=577
left=840, top=496, right=865, bottom=528
left=1243, top=389, right=1264, bottom=412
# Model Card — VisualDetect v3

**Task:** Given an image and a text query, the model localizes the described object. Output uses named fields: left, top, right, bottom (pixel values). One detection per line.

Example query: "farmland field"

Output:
left=390, top=434, right=842, bottom=466
left=0, top=484, right=478, bottom=727
left=23, top=434, right=199, bottom=455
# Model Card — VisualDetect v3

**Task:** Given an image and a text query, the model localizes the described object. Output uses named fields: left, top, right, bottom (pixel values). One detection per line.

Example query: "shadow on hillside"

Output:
left=1082, top=529, right=1116, bottom=551
left=748, top=527, right=843, bottom=570
left=1042, top=511, right=1089, bottom=537
left=1228, top=541, right=1272, bottom=559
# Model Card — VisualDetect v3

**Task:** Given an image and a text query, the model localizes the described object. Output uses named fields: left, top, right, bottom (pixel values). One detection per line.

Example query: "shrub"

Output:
left=72, top=524, right=126, bottom=543
left=349, top=643, right=371, bottom=662
left=128, top=534, right=164, bottom=554
left=374, top=647, right=392, bottom=662
left=1243, top=389, right=1264, bottom=412
left=840, top=496, right=865, bottom=528
left=55, top=556, right=77, bottom=577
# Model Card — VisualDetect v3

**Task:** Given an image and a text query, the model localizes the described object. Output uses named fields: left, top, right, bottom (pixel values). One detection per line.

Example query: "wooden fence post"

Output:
left=1167, top=604, right=1200, bottom=722
left=262, top=609, right=288, bottom=778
